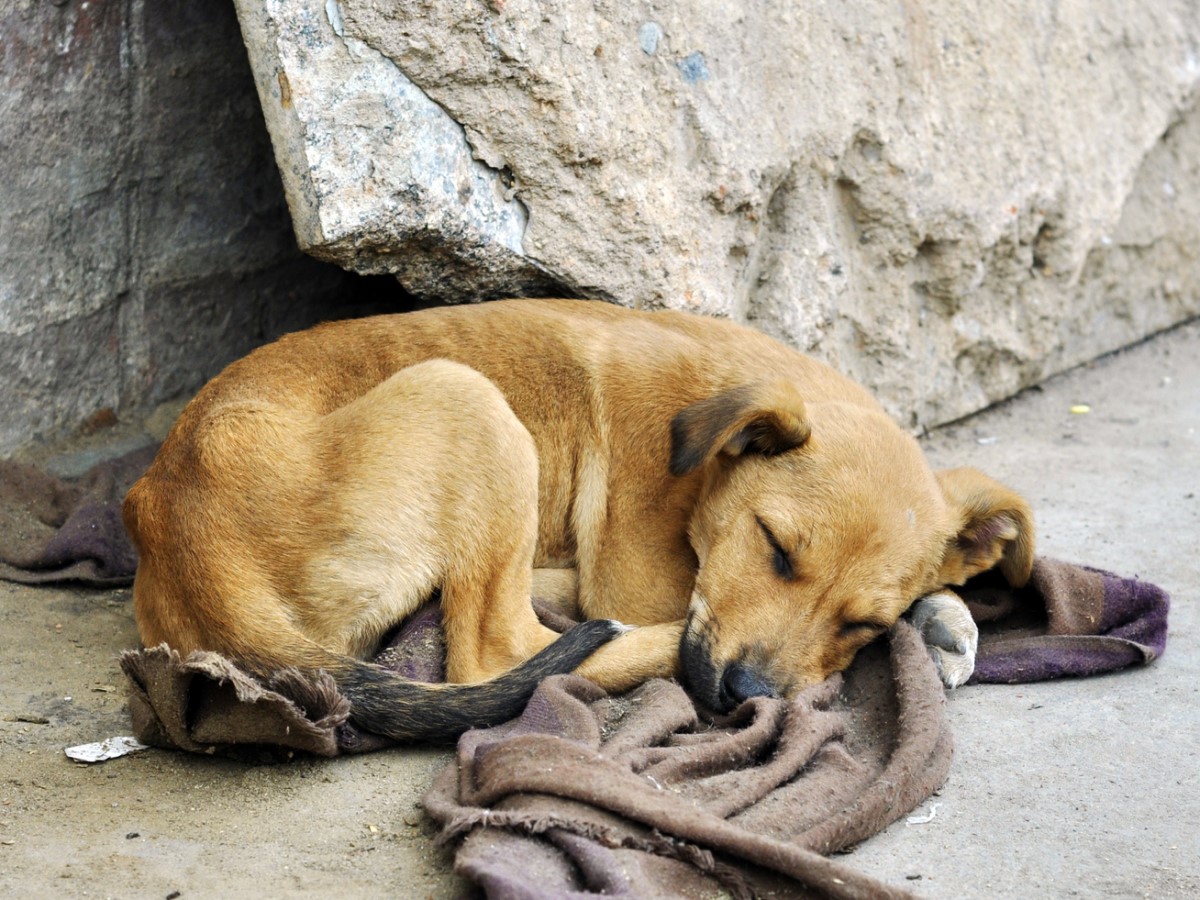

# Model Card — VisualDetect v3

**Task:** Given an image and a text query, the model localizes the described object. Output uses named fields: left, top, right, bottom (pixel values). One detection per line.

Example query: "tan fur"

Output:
left=125, top=298, right=1034, bottom=715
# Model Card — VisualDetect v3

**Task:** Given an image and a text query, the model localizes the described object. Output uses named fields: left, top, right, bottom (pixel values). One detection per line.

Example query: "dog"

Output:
left=124, top=298, right=1034, bottom=740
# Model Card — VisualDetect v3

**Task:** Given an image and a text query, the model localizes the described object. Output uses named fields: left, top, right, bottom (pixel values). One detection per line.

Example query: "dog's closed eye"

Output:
left=756, top=517, right=796, bottom=581
left=839, top=621, right=888, bottom=640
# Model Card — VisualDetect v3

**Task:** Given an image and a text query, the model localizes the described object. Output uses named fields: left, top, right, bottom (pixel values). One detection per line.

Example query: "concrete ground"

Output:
left=1, top=319, right=1196, bottom=899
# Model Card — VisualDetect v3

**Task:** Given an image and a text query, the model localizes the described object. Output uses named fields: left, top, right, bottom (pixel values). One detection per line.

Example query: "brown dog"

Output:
left=124, top=298, right=1033, bottom=739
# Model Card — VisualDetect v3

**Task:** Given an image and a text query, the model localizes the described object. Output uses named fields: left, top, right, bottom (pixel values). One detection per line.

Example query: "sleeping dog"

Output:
left=124, top=299, right=1033, bottom=740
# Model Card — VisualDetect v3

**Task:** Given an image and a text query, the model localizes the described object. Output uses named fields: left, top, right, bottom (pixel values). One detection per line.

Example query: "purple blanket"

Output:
left=120, top=558, right=1169, bottom=898
left=966, top=559, right=1168, bottom=683
left=0, top=445, right=155, bottom=585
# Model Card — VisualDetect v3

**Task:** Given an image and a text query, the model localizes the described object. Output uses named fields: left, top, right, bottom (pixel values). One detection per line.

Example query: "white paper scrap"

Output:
left=65, top=736, right=150, bottom=763
left=905, top=802, right=941, bottom=826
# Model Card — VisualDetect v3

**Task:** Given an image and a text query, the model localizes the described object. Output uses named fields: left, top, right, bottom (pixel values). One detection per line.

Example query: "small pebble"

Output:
left=638, top=22, right=663, bottom=55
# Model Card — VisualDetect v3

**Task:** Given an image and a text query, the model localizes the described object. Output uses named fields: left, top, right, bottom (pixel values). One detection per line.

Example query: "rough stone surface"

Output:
left=0, top=0, right=404, bottom=458
left=240, top=0, right=1200, bottom=426
left=233, top=0, right=566, bottom=300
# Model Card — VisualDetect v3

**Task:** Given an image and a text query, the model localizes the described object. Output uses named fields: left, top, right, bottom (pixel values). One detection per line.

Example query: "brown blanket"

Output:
left=119, top=559, right=1169, bottom=898
left=123, top=618, right=948, bottom=898
left=422, top=622, right=949, bottom=900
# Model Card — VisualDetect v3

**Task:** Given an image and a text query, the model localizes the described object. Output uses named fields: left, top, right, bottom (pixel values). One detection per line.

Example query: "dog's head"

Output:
left=671, top=380, right=1034, bottom=711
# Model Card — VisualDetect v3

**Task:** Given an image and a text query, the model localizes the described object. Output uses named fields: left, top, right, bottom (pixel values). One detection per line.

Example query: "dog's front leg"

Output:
left=906, top=590, right=978, bottom=688
left=572, top=621, right=685, bottom=694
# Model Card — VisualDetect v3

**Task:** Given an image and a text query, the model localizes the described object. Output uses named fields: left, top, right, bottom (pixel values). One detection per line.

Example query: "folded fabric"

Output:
left=964, top=558, right=1169, bottom=683
left=427, top=559, right=1169, bottom=898
left=122, top=618, right=951, bottom=899
left=117, top=557, right=1168, bottom=898
left=7, top=437, right=1171, bottom=895
left=123, top=644, right=349, bottom=758
left=0, top=444, right=156, bottom=585
left=424, top=621, right=950, bottom=900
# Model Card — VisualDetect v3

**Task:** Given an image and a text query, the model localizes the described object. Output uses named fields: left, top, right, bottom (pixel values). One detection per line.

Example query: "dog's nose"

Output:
left=718, top=662, right=777, bottom=710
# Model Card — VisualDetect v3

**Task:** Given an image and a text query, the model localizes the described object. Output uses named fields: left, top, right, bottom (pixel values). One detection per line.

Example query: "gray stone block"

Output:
left=0, top=0, right=393, bottom=457
left=235, top=0, right=1200, bottom=426
left=233, top=0, right=566, bottom=299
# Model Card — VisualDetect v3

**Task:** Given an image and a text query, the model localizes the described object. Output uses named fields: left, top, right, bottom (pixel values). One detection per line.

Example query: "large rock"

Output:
left=236, top=0, right=1200, bottom=426
left=0, top=0, right=389, bottom=457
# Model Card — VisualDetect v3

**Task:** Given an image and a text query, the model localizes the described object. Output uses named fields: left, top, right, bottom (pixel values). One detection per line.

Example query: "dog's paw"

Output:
left=906, top=590, right=978, bottom=689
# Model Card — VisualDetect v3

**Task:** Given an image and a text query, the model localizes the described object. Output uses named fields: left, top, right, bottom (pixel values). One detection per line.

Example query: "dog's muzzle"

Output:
left=717, top=662, right=776, bottom=710
left=680, top=612, right=777, bottom=713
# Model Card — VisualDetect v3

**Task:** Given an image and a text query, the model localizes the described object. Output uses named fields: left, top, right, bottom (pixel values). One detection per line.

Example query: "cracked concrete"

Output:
left=0, top=0, right=389, bottom=458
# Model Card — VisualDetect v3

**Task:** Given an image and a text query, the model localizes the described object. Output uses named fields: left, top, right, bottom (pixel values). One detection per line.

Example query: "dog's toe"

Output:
left=926, top=643, right=976, bottom=689
left=907, top=590, right=978, bottom=689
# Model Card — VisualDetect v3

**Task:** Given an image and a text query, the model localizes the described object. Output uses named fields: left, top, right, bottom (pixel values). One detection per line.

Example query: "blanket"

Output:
left=1, top=449, right=1170, bottom=896
left=119, top=558, right=1169, bottom=898
left=421, top=559, right=1170, bottom=899
left=0, top=444, right=155, bottom=585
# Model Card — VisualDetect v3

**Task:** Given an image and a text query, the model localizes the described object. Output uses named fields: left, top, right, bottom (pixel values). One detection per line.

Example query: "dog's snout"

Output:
left=718, top=662, right=777, bottom=710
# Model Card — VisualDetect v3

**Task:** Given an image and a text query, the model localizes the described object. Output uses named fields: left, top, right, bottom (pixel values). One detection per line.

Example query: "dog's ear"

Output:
left=936, top=468, right=1035, bottom=587
left=670, top=381, right=810, bottom=476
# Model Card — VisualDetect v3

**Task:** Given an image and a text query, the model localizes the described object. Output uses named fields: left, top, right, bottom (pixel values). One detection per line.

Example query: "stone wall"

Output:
left=5, top=1, right=1197, bottom=457
left=0, top=0, right=407, bottom=457
left=236, top=0, right=1200, bottom=428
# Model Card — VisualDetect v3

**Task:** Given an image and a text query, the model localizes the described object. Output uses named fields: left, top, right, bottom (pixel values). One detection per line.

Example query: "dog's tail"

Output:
left=334, top=619, right=621, bottom=743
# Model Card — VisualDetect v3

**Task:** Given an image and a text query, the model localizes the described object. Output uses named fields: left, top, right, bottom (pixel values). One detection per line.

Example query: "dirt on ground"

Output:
left=2, top=320, right=1197, bottom=899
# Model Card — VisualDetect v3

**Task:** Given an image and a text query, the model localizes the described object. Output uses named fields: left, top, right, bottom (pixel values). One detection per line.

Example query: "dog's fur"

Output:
left=124, top=299, right=1034, bottom=738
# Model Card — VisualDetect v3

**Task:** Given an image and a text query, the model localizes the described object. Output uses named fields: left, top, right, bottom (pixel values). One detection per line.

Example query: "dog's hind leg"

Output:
left=438, top=454, right=565, bottom=684
left=308, top=360, right=564, bottom=682
left=402, top=364, right=563, bottom=685
left=440, top=497, right=562, bottom=685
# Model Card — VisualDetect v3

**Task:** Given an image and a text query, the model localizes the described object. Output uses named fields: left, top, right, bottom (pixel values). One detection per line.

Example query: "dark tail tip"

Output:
left=338, top=619, right=622, bottom=743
